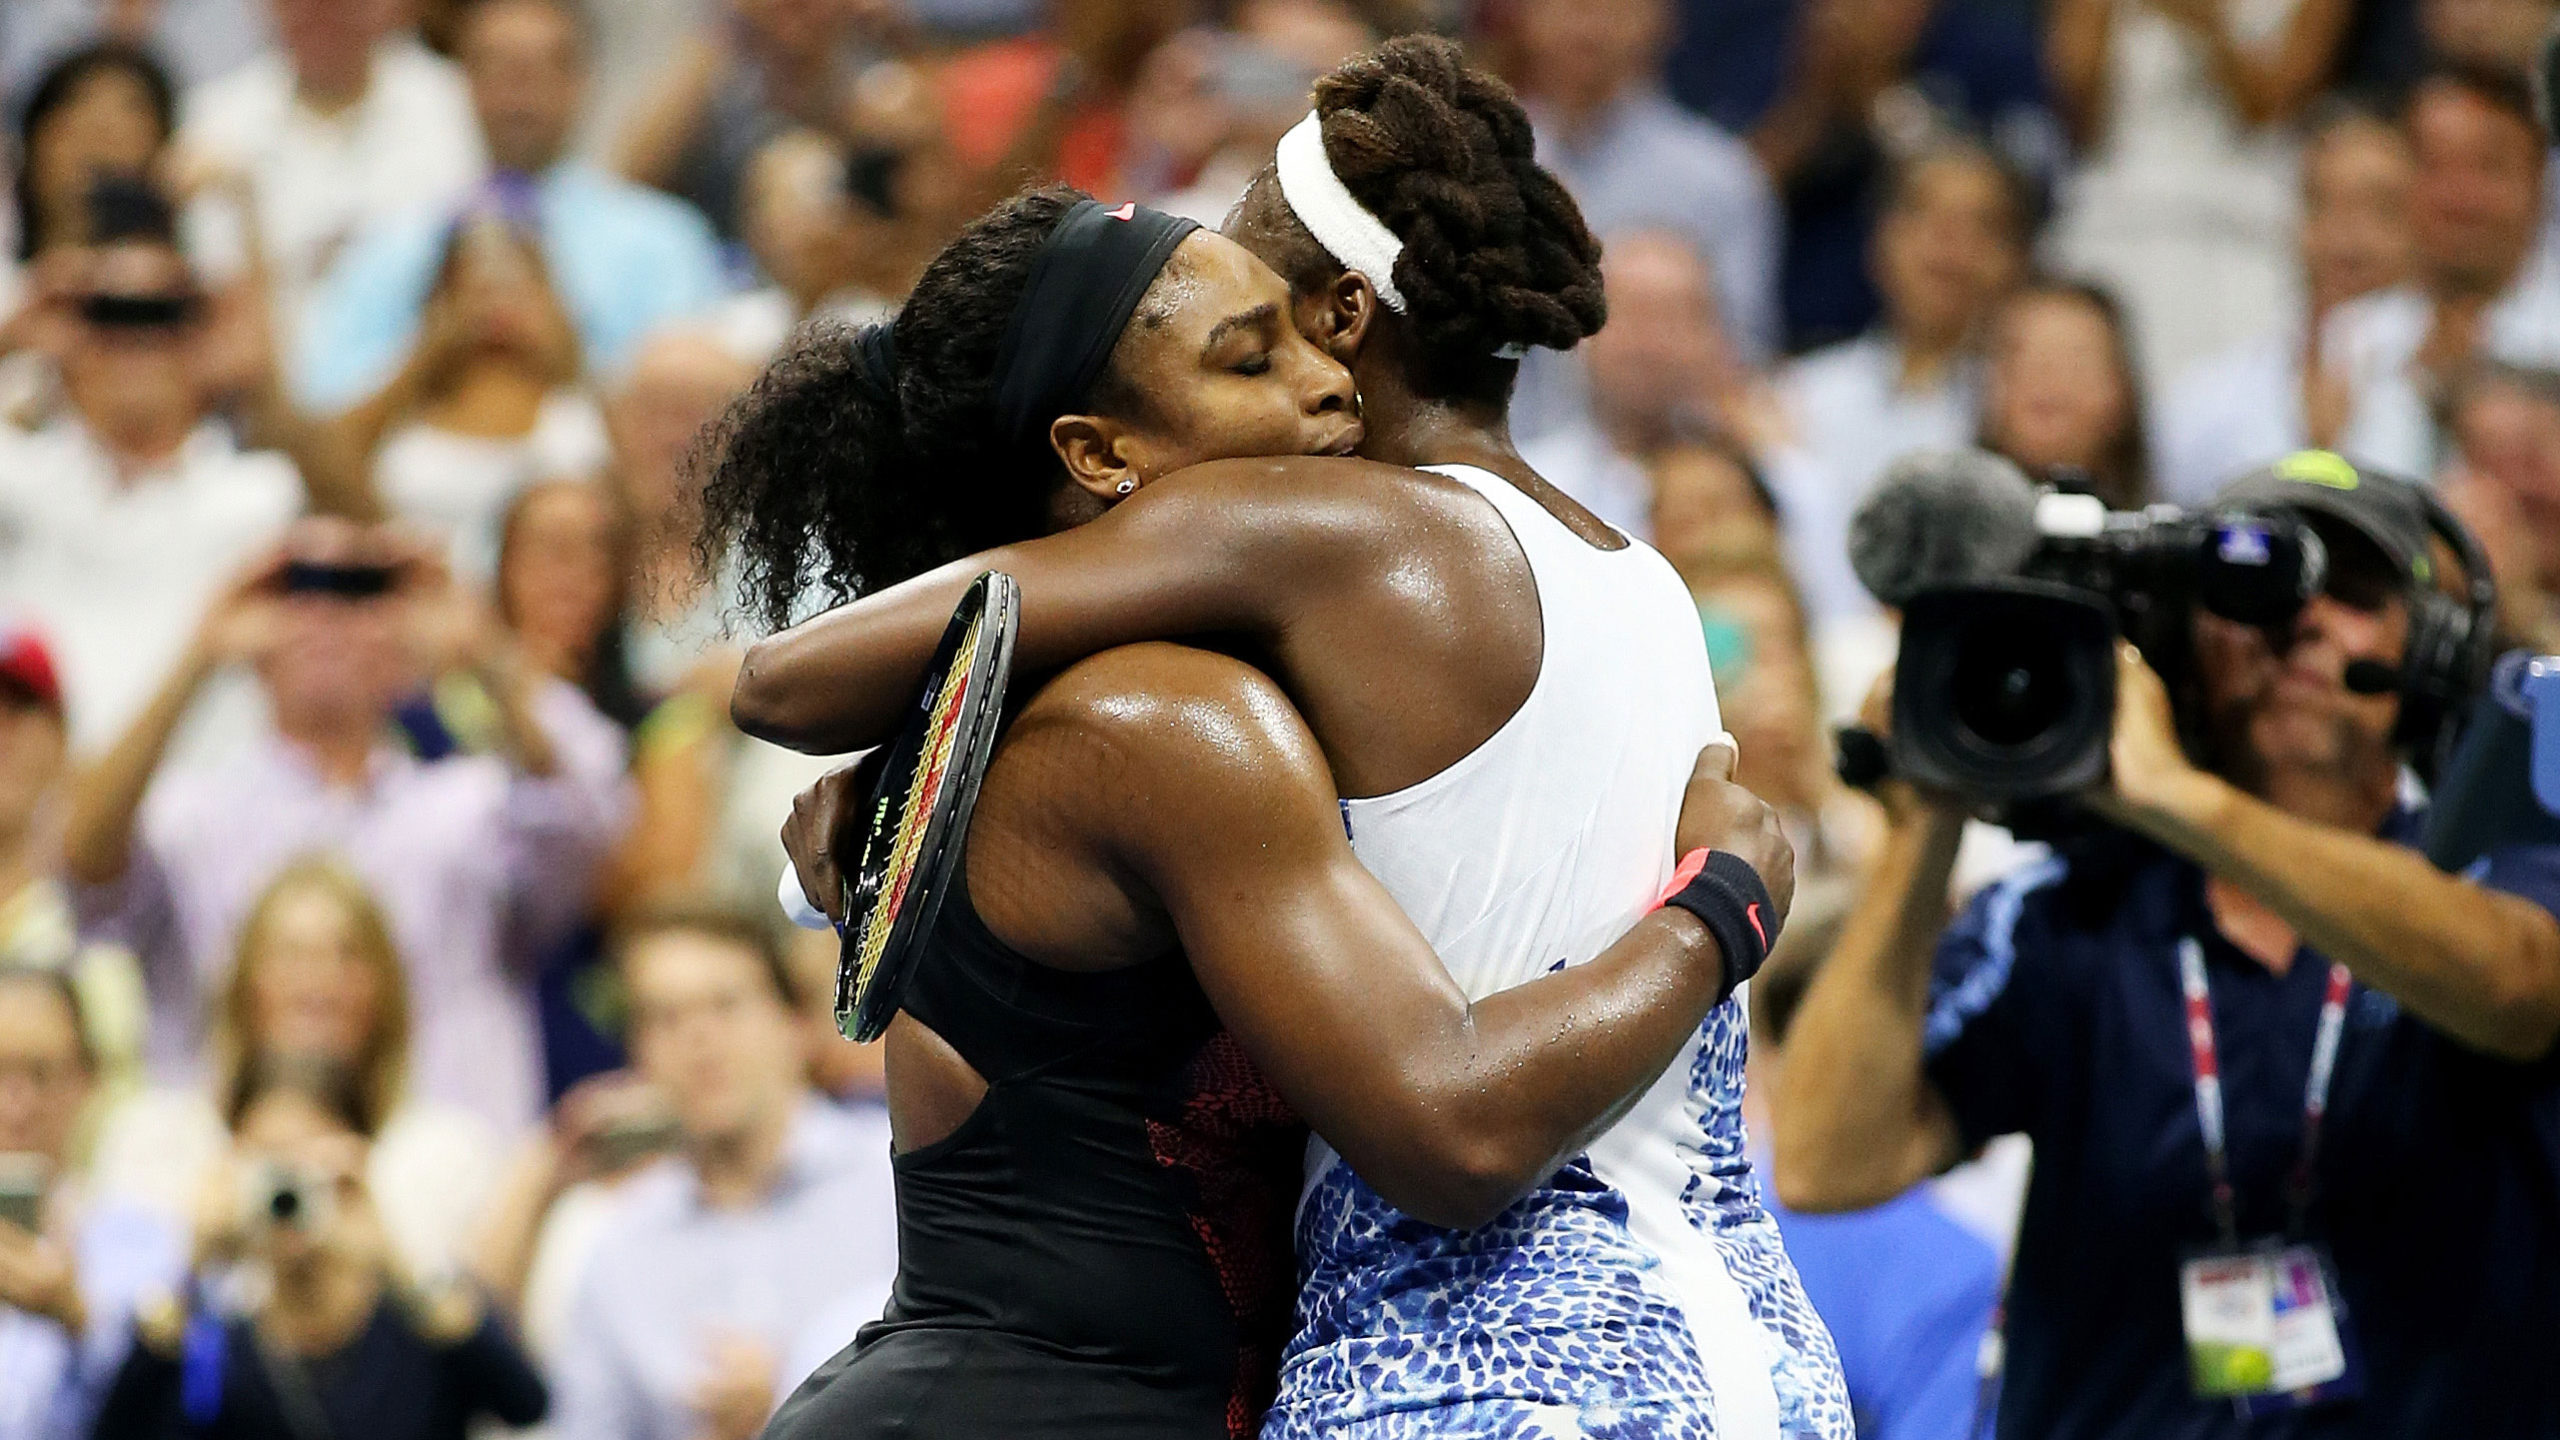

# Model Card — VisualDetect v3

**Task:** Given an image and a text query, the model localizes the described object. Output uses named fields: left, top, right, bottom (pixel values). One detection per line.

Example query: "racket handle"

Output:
left=779, top=865, right=835, bottom=932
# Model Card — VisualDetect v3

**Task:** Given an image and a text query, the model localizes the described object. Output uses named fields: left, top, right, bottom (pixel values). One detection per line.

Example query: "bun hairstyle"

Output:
left=698, top=187, right=1139, bottom=633
left=1310, top=36, right=1607, bottom=400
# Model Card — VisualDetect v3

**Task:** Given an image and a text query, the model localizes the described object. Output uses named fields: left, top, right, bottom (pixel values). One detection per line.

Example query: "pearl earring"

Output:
left=1116, top=478, right=1136, bottom=496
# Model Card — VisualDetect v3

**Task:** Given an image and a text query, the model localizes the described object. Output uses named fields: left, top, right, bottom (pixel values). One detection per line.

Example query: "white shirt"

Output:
left=0, top=420, right=301, bottom=753
left=2155, top=326, right=2305, bottom=504
left=2320, top=256, right=2560, bottom=480
left=87, top=1088, right=505, bottom=1278
left=374, top=392, right=613, bottom=579
left=180, top=38, right=486, bottom=340
left=1778, top=333, right=1982, bottom=510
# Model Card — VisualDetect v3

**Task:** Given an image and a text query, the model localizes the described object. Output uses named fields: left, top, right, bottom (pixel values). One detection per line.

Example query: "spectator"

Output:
left=1737, top=0, right=2056, bottom=351
left=295, top=0, right=728, bottom=413
left=1778, top=139, right=2028, bottom=523
left=497, top=479, right=647, bottom=734
left=0, top=44, right=180, bottom=430
left=609, top=331, right=757, bottom=687
left=1508, top=0, right=1781, bottom=361
left=88, top=858, right=507, bottom=1278
left=601, top=330, right=835, bottom=919
left=61, top=517, right=629, bottom=1130
left=1779, top=456, right=2560, bottom=1438
left=1142, top=0, right=1385, bottom=224
left=179, top=0, right=486, bottom=340
left=2044, top=0, right=2356, bottom=391
left=2439, top=363, right=2560, bottom=649
left=0, top=201, right=308, bottom=755
left=779, top=928, right=882, bottom=1107
left=285, top=211, right=609, bottom=579
left=0, top=965, right=184, bottom=1440
left=930, top=0, right=1192, bottom=200
left=91, top=1058, right=549, bottom=1440
left=9, top=44, right=174, bottom=267
left=0, top=1, right=267, bottom=98
left=1648, top=431, right=1787, bottom=588
left=1519, top=229, right=1756, bottom=541
left=613, top=0, right=891, bottom=242
left=0, top=627, right=148, bottom=1102
left=706, top=127, right=899, bottom=365
left=2155, top=102, right=2416, bottom=502
left=1978, top=277, right=2150, bottom=507
left=549, top=908, right=895, bottom=1440
left=1745, top=930, right=2002, bottom=1440
left=2322, top=63, right=2560, bottom=478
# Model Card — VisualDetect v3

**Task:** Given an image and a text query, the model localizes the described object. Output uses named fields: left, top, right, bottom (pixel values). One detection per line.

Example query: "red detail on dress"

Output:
left=1145, top=1031, right=1304, bottom=1440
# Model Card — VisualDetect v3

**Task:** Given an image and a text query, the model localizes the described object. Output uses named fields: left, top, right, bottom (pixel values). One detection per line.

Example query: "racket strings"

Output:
left=850, top=619, right=984, bottom=991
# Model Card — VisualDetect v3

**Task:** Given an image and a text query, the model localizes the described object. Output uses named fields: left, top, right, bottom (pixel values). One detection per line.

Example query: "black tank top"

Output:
left=766, top=860, right=1306, bottom=1440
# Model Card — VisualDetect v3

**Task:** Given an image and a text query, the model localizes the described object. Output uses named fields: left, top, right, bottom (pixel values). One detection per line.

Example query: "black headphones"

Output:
left=2387, top=484, right=2501, bottom=783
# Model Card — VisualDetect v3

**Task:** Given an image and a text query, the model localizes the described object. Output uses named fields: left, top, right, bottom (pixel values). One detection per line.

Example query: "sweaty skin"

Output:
left=736, top=456, right=1544, bottom=798
left=885, top=641, right=1778, bottom=1229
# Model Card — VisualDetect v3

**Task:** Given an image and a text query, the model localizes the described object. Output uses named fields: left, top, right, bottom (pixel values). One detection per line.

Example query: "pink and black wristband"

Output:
left=1657, top=848, right=1779, bottom=1004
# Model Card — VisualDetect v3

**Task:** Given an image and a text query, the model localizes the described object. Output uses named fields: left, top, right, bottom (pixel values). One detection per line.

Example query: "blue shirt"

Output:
left=549, top=1098, right=898, bottom=1440
left=1770, top=1177, right=2001, bottom=1440
left=1924, top=822, right=2560, bottom=1440
left=0, top=1200, right=183, bottom=1440
left=1526, top=88, right=1780, bottom=363
left=293, top=165, right=728, bottom=411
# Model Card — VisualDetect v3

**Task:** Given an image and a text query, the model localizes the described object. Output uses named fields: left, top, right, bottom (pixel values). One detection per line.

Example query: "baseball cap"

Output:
left=2213, top=450, right=2439, bottom=593
left=0, top=625, right=64, bottom=717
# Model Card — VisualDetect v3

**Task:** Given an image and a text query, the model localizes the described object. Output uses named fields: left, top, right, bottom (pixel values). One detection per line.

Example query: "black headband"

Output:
left=992, top=199, right=1199, bottom=451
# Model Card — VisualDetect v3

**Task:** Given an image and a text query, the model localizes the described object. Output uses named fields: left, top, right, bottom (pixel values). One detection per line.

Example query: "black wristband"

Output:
left=1661, top=850, right=1779, bottom=1004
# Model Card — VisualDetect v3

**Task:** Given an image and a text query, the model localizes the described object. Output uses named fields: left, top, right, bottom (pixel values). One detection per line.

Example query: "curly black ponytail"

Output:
left=1313, top=36, right=1607, bottom=401
left=695, top=188, right=1094, bottom=633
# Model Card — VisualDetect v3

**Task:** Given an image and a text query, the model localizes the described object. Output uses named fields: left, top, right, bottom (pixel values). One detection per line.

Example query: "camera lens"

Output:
left=1950, top=627, right=2072, bottom=750
left=269, top=1184, right=301, bottom=1223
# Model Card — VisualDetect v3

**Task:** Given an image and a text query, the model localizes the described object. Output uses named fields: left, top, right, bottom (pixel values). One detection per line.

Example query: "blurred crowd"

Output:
left=0, top=0, right=2555, bottom=1438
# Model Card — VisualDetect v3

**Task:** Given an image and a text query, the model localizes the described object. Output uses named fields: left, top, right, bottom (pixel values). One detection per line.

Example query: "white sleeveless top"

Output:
left=1266, top=466, right=1851, bottom=1440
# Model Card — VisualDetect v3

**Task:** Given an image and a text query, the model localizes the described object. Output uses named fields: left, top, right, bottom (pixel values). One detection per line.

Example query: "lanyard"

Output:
left=2175, top=937, right=2353, bottom=1246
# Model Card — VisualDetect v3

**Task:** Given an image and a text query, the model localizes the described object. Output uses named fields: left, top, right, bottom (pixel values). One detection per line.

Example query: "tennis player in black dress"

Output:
left=706, top=186, right=1790, bottom=1435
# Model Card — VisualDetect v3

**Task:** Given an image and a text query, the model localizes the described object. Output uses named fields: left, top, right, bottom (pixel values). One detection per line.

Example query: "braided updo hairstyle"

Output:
left=1297, top=35, right=1607, bottom=401
left=697, top=187, right=1147, bottom=633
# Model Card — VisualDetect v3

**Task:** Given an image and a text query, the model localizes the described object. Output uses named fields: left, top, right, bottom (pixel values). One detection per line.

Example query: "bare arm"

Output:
left=2091, top=649, right=2560, bottom=1062
left=2173, top=0, right=2352, bottom=128
left=730, top=459, right=1390, bottom=752
left=611, top=36, right=727, bottom=192
left=1090, top=651, right=1790, bottom=1229
left=62, top=559, right=284, bottom=885
left=2046, top=0, right=2118, bottom=147
left=1768, top=793, right=1970, bottom=1213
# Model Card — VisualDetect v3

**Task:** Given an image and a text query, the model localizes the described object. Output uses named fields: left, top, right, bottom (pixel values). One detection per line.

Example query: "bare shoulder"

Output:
left=1004, top=644, right=1335, bottom=821
left=1130, top=456, right=1509, bottom=541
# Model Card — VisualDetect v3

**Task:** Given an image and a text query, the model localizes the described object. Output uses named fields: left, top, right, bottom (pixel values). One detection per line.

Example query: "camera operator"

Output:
left=1776, top=456, right=2560, bottom=1438
left=92, top=1056, right=546, bottom=1439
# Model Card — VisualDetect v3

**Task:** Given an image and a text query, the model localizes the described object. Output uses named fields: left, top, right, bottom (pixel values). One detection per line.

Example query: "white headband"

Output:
left=1272, top=112, right=1531, bottom=359
left=1275, top=111, right=1407, bottom=314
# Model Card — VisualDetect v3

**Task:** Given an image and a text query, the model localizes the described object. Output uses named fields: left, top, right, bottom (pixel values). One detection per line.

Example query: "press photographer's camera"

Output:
left=239, top=1161, right=335, bottom=1234
left=1850, top=452, right=2327, bottom=805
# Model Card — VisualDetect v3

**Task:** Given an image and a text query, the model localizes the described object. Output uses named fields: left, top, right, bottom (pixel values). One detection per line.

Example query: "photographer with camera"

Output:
left=63, top=516, right=629, bottom=1132
left=93, top=1057, right=545, bottom=1439
left=0, top=966, right=181, bottom=1440
left=1778, top=452, right=2560, bottom=1438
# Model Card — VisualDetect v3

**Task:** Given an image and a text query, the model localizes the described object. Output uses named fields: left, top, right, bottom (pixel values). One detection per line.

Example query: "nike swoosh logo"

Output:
left=1746, top=903, right=1767, bottom=948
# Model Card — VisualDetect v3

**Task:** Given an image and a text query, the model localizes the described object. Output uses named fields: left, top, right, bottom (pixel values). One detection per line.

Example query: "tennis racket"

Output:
left=834, top=570, right=1022, bottom=1043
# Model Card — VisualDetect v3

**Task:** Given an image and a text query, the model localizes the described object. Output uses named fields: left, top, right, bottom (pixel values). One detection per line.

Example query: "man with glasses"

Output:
left=0, top=965, right=183, bottom=1440
left=1776, top=454, right=2560, bottom=1439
